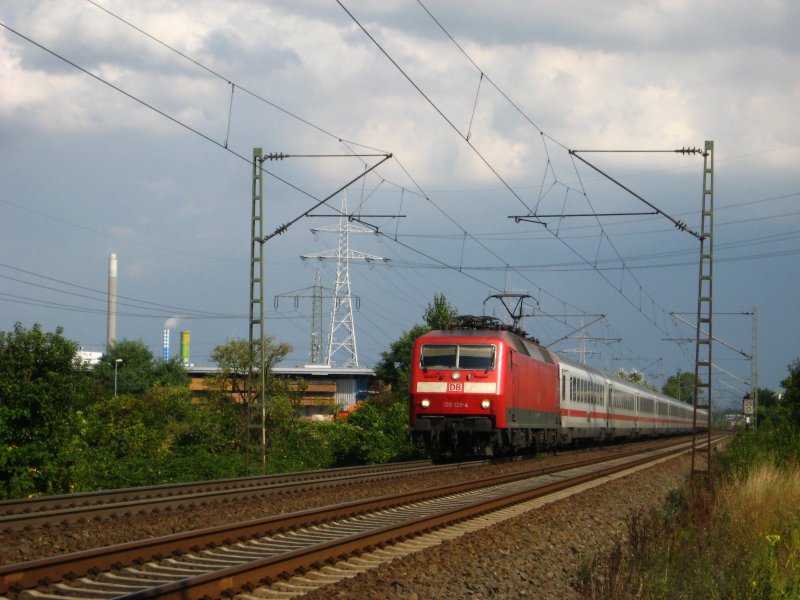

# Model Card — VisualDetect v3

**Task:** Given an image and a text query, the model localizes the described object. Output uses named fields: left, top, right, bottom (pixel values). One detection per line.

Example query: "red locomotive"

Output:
left=409, top=316, right=700, bottom=457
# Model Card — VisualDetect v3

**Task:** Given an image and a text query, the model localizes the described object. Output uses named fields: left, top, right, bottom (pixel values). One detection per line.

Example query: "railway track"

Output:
left=0, top=459, right=486, bottom=532
left=0, top=434, right=728, bottom=599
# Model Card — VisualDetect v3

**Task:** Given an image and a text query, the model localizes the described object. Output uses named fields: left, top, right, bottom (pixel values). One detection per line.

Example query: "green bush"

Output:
left=0, top=325, right=433, bottom=496
left=0, top=323, right=91, bottom=498
left=576, top=414, right=800, bottom=598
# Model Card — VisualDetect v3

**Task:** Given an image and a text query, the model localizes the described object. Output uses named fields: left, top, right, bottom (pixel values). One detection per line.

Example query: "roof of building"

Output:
left=185, top=364, right=376, bottom=377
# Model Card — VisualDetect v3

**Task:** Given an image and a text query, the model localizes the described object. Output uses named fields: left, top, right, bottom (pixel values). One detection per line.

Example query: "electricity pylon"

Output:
left=301, top=191, right=388, bottom=367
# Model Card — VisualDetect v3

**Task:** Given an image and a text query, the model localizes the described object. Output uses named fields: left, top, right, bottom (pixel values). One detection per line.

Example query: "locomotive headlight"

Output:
left=481, top=399, right=491, bottom=410
left=420, top=399, right=431, bottom=409
left=451, top=371, right=462, bottom=380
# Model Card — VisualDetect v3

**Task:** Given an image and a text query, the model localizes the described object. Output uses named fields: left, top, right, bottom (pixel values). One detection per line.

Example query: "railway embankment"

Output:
left=0, top=431, right=800, bottom=600
left=299, top=452, right=692, bottom=599
left=574, top=428, right=800, bottom=599
left=1, top=438, right=704, bottom=599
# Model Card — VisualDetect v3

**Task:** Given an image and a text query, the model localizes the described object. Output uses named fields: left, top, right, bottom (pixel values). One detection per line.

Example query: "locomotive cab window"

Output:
left=459, top=345, right=495, bottom=370
left=420, top=344, right=496, bottom=370
left=420, top=345, right=457, bottom=369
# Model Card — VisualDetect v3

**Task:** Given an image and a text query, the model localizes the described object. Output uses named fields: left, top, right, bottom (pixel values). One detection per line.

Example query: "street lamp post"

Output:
left=114, top=358, right=123, bottom=397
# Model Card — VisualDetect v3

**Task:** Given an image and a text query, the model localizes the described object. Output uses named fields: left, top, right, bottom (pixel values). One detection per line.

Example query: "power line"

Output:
left=82, top=0, right=389, bottom=156
left=335, top=0, right=536, bottom=218
left=0, top=20, right=351, bottom=210
left=0, top=10, right=699, bottom=339
left=0, top=262, right=241, bottom=318
left=337, top=2, right=710, bottom=367
left=2, top=10, right=683, bottom=363
left=0, top=197, right=243, bottom=262
left=0, top=292, right=239, bottom=320
left=409, top=4, right=687, bottom=336
left=0, top=19, right=496, bottom=300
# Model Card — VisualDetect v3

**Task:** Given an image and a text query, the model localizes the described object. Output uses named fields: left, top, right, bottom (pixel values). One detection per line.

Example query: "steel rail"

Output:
left=125, top=443, right=699, bottom=599
left=0, top=460, right=490, bottom=532
left=0, top=435, right=726, bottom=597
left=0, top=460, right=434, bottom=515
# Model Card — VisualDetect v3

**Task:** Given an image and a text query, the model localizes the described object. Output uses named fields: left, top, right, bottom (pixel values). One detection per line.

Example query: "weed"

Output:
left=572, top=429, right=800, bottom=599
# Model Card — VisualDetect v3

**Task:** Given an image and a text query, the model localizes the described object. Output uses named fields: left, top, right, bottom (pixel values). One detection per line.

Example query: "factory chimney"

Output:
left=162, top=328, right=170, bottom=361
left=180, top=331, right=190, bottom=365
left=106, top=253, right=118, bottom=351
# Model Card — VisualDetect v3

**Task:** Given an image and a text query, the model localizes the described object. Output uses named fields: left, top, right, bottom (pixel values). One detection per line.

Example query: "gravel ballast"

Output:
left=2, top=444, right=692, bottom=598
left=300, top=455, right=690, bottom=599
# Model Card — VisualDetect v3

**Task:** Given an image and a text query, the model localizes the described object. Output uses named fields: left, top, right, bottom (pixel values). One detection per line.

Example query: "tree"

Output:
left=93, top=339, right=188, bottom=396
left=756, top=387, right=779, bottom=408
left=152, top=358, right=191, bottom=388
left=423, top=293, right=459, bottom=329
left=374, top=324, right=429, bottom=396
left=342, top=402, right=419, bottom=463
left=208, top=337, right=292, bottom=400
left=780, top=358, right=800, bottom=426
left=662, top=371, right=697, bottom=404
left=375, top=293, right=458, bottom=400
left=0, top=322, right=91, bottom=498
left=375, top=293, right=459, bottom=397
left=615, top=368, right=656, bottom=391
left=207, top=338, right=252, bottom=408
left=206, top=336, right=292, bottom=453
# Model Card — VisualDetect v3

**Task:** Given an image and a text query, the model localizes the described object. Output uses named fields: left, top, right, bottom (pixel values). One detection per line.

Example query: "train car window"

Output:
left=459, top=345, right=496, bottom=370
left=420, top=345, right=457, bottom=369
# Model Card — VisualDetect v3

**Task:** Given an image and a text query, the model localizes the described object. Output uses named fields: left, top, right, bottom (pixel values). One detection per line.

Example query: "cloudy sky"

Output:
left=1, top=0, right=798, bottom=405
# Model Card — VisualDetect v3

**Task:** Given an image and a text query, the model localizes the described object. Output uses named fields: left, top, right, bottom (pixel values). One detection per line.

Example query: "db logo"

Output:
left=448, top=382, right=463, bottom=392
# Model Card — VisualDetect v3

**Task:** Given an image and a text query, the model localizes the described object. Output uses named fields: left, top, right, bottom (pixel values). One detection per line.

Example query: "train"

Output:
left=409, top=315, right=705, bottom=458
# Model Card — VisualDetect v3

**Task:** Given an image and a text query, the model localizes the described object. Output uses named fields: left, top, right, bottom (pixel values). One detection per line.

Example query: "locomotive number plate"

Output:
left=447, top=382, right=464, bottom=392
left=444, top=401, right=469, bottom=408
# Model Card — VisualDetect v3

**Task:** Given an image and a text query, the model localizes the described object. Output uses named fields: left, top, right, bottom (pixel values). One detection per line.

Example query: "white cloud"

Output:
left=0, top=0, right=797, bottom=389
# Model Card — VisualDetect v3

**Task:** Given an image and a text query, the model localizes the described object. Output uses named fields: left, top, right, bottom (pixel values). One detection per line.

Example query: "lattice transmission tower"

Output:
left=273, top=265, right=338, bottom=365
left=301, top=191, right=388, bottom=367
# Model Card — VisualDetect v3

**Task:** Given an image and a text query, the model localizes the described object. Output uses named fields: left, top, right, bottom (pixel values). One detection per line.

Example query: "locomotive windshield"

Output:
left=420, top=344, right=495, bottom=370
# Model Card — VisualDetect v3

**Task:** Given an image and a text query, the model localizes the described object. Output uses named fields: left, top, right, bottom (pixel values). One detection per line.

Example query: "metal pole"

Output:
left=114, top=358, right=122, bottom=397
left=752, top=306, right=758, bottom=428
left=691, top=140, right=714, bottom=483
left=250, top=148, right=266, bottom=474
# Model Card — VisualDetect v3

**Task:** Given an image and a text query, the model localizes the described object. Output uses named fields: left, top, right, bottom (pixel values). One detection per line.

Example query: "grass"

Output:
left=574, top=432, right=800, bottom=599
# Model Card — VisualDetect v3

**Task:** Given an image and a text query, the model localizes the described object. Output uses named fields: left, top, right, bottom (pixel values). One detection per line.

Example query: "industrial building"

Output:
left=185, top=364, right=379, bottom=419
